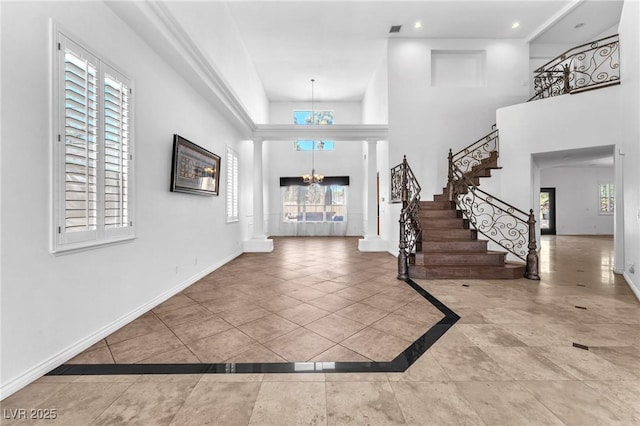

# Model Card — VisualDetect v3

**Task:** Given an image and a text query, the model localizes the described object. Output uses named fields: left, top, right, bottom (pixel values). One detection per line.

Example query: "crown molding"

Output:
left=106, top=1, right=256, bottom=138
left=253, top=124, right=388, bottom=141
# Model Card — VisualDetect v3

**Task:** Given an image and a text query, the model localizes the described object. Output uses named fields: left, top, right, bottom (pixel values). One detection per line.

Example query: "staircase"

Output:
left=394, top=130, right=537, bottom=281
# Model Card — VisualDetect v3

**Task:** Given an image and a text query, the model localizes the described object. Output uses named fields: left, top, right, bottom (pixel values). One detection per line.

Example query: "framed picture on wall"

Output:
left=170, top=134, right=221, bottom=196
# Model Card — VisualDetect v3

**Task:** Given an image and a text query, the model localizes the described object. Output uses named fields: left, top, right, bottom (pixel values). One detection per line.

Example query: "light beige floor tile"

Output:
left=169, top=316, right=233, bottom=344
left=225, top=343, right=287, bottom=363
left=199, top=374, right=264, bottom=382
left=217, top=304, right=272, bottom=327
left=456, top=324, right=527, bottom=347
left=537, top=346, right=639, bottom=380
left=276, top=303, right=331, bottom=326
left=18, top=382, right=133, bottom=425
left=262, top=373, right=326, bottom=382
left=152, top=294, right=197, bottom=315
left=481, top=346, right=577, bottom=380
left=170, top=381, right=261, bottom=426
left=109, top=329, right=185, bottom=364
left=154, top=304, right=215, bottom=329
left=106, top=314, right=168, bottom=345
left=326, top=381, right=405, bottom=425
left=310, top=345, right=372, bottom=362
left=583, top=380, right=640, bottom=417
left=139, top=346, right=200, bottom=363
left=520, top=380, right=640, bottom=425
left=256, top=295, right=304, bottom=312
left=325, top=373, right=389, bottom=382
left=237, top=314, right=300, bottom=344
left=187, top=328, right=256, bottom=362
left=455, top=381, right=564, bottom=425
left=265, top=328, right=336, bottom=362
left=307, top=293, right=355, bottom=312
left=391, top=381, right=484, bottom=425
left=93, top=381, right=197, bottom=425
left=370, top=312, right=434, bottom=342
left=341, top=327, right=411, bottom=362
left=590, top=346, right=640, bottom=375
left=334, top=303, right=389, bottom=326
left=430, top=346, right=512, bottom=381
left=305, top=313, right=367, bottom=343
left=67, top=346, right=114, bottom=364
left=249, top=382, right=326, bottom=425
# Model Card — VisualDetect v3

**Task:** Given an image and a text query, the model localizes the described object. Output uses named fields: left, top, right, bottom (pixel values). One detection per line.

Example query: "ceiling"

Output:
left=169, top=0, right=624, bottom=102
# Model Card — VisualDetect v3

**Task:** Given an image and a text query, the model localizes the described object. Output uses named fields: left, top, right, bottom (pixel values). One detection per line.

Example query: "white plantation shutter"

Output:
left=54, top=33, right=134, bottom=251
left=226, top=147, right=239, bottom=222
left=103, top=69, right=130, bottom=230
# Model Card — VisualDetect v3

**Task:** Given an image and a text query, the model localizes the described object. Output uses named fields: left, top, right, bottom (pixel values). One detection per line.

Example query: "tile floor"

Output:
left=2, top=235, right=640, bottom=425
left=66, top=238, right=443, bottom=365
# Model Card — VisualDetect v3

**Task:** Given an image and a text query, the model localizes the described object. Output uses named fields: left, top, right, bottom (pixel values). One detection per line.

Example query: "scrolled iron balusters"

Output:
left=531, top=34, right=619, bottom=101
left=394, top=156, right=421, bottom=281
left=451, top=131, right=499, bottom=175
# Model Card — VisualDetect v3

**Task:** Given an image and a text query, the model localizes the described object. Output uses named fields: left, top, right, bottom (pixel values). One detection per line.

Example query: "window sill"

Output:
left=51, top=235, right=136, bottom=256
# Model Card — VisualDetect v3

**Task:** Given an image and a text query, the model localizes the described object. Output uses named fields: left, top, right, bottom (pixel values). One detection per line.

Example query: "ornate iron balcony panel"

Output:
left=530, top=34, right=620, bottom=101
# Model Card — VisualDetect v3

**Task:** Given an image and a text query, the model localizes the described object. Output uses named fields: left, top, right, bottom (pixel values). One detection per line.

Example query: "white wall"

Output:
left=387, top=39, right=530, bottom=200
left=618, top=0, right=640, bottom=298
left=385, top=38, right=529, bottom=252
left=164, top=2, right=269, bottom=124
left=362, top=52, right=388, bottom=125
left=540, top=167, right=615, bottom=235
left=1, top=1, right=246, bottom=397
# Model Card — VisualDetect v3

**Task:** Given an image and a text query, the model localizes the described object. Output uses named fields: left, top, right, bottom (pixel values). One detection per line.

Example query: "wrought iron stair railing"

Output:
left=530, top=34, right=620, bottom=101
left=391, top=156, right=421, bottom=280
left=447, top=147, right=540, bottom=280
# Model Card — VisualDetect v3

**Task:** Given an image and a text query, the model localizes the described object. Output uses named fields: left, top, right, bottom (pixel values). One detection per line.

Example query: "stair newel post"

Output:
left=525, top=209, right=541, bottom=280
left=397, top=156, right=410, bottom=281
left=447, top=149, right=454, bottom=201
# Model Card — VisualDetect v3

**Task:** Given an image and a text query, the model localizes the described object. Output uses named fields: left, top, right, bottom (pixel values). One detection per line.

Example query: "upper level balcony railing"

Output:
left=530, top=34, right=620, bottom=101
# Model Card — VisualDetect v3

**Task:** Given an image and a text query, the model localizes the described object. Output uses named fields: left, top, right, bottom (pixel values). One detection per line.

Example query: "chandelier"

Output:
left=302, top=78, right=324, bottom=185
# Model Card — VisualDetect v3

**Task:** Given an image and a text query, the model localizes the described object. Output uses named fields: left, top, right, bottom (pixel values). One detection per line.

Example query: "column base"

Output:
left=244, top=237, right=274, bottom=253
left=358, top=235, right=388, bottom=252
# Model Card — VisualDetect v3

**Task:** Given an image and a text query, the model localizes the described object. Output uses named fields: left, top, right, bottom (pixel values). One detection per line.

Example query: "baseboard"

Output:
left=0, top=250, right=242, bottom=401
left=623, top=271, right=640, bottom=302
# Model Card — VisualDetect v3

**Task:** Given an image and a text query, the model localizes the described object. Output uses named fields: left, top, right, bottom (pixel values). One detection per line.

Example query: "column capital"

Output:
left=252, top=137, right=264, bottom=145
left=365, top=138, right=378, bottom=145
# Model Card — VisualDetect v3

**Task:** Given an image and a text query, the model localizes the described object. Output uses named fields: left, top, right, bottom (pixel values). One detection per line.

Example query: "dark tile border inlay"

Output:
left=572, top=342, right=589, bottom=351
left=47, top=278, right=459, bottom=376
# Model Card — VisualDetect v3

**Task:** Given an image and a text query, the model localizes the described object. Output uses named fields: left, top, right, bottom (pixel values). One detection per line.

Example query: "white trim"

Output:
left=0, top=249, right=242, bottom=400
left=106, top=1, right=255, bottom=138
left=623, top=271, right=640, bottom=302
left=526, top=0, right=585, bottom=43
left=253, top=124, right=388, bottom=142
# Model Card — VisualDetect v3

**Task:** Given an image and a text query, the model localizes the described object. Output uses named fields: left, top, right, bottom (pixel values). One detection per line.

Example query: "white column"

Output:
left=244, top=138, right=273, bottom=252
left=359, top=139, right=387, bottom=251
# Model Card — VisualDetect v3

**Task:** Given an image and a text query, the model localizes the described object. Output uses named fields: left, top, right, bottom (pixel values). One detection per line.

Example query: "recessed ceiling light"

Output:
left=414, top=21, right=422, bottom=29
left=512, top=22, right=520, bottom=29
left=389, top=25, right=402, bottom=33
left=574, top=22, right=585, bottom=29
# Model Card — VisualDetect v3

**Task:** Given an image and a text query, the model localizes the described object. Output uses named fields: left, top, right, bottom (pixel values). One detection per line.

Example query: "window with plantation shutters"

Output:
left=53, top=33, right=135, bottom=252
left=226, top=147, right=239, bottom=222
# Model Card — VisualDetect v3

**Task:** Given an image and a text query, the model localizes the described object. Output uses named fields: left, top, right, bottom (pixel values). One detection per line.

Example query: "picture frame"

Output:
left=170, top=134, right=221, bottom=196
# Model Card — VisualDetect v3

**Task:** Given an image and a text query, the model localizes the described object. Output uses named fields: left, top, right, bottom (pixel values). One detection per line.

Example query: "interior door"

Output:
left=540, top=187, right=556, bottom=235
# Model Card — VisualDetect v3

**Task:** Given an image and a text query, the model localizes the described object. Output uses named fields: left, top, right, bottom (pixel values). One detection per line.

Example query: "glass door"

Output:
left=540, top=187, right=556, bottom=235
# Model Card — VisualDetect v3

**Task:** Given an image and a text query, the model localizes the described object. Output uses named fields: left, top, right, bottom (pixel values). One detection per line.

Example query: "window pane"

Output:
left=283, top=185, right=347, bottom=222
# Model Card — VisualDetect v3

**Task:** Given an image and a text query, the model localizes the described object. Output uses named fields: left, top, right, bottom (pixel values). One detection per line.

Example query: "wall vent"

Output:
left=389, top=25, right=402, bottom=33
